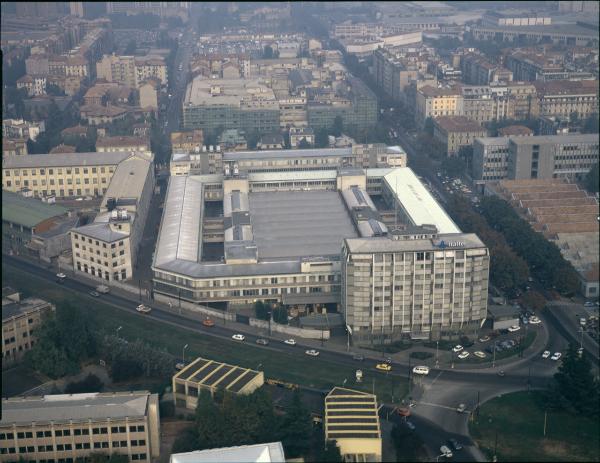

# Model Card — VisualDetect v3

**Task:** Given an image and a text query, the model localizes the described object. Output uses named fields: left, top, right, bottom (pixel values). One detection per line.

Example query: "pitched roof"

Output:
left=2, top=191, right=68, bottom=228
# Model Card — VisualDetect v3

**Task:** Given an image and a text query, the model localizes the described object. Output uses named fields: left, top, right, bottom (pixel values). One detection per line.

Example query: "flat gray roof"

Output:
left=73, top=222, right=129, bottom=242
left=2, top=151, right=133, bottom=169
left=2, top=297, right=52, bottom=321
left=345, top=233, right=486, bottom=254
left=100, top=155, right=153, bottom=209
left=249, top=191, right=358, bottom=259
left=1, top=392, right=152, bottom=426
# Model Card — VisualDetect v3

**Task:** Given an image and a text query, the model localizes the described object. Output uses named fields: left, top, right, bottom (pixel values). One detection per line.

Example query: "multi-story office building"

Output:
left=2, top=151, right=135, bottom=199
left=372, top=48, right=420, bottom=102
left=2, top=289, right=55, bottom=365
left=71, top=152, right=154, bottom=282
left=182, top=77, right=280, bottom=136
left=534, top=79, right=599, bottom=119
left=415, top=85, right=463, bottom=127
left=433, top=116, right=487, bottom=156
left=0, top=392, right=160, bottom=463
left=472, top=134, right=599, bottom=186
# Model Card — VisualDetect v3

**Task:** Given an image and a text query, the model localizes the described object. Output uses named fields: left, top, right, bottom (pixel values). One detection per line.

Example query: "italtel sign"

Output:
left=436, top=240, right=465, bottom=248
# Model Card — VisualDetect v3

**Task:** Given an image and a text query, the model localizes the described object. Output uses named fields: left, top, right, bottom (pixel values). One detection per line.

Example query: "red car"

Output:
left=202, top=318, right=215, bottom=327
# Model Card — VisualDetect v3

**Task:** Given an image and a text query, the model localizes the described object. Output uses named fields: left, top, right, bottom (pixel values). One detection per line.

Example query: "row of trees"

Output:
left=173, top=388, right=341, bottom=461
left=479, top=196, right=580, bottom=295
left=446, top=196, right=530, bottom=293
left=254, top=301, right=289, bottom=325
left=25, top=304, right=97, bottom=378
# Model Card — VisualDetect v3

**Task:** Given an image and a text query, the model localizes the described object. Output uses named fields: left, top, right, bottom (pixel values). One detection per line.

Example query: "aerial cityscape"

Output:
left=1, top=1, right=599, bottom=462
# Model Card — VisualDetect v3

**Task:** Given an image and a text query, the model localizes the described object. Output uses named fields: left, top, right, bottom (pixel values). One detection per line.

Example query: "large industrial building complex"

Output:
left=152, top=158, right=489, bottom=341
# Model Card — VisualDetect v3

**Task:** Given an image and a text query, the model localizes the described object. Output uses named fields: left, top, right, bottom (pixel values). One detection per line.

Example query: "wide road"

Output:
left=6, top=254, right=573, bottom=462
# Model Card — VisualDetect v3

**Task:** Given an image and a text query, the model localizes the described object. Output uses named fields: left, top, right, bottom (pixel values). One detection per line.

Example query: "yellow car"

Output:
left=375, top=363, right=392, bottom=372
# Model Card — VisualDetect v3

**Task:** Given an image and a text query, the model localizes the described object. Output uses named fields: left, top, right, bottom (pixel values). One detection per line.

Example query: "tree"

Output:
left=46, top=83, right=65, bottom=96
left=254, top=301, right=270, bottom=321
left=111, top=358, right=144, bottom=382
left=64, top=373, right=104, bottom=394
left=280, top=390, right=312, bottom=457
left=297, top=138, right=312, bottom=149
left=332, top=115, right=344, bottom=137
left=273, top=306, right=288, bottom=325
left=584, top=163, right=599, bottom=193
left=520, top=291, right=546, bottom=312
left=315, top=128, right=330, bottom=148
left=550, top=344, right=600, bottom=417
left=263, top=45, right=274, bottom=59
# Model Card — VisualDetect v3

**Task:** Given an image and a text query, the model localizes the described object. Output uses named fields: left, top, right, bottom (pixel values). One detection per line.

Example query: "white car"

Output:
left=440, top=445, right=453, bottom=458
left=473, top=351, right=486, bottom=359
left=56, top=272, right=66, bottom=279
left=136, top=304, right=151, bottom=314
left=452, top=345, right=464, bottom=353
left=457, top=351, right=470, bottom=360
left=580, top=318, right=587, bottom=327
left=508, top=325, right=521, bottom=332
left=284, top=339, right=296, bottom=346
left=305, top=349, right=320, bottom=357
left=529, top=316, right=542, bottom=325
left=542, top=350, right=551, bottom=359
left=577, top=347, right=584, bottom=357
left=412, top=366, right=430, bottom=375
left=550, top=352, right=562, bottom=361
left=231, top=334, right=245, bottom=341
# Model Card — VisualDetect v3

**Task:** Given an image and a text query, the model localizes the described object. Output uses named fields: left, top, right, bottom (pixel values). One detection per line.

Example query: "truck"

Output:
left=95, top=285, right=110, bottom=294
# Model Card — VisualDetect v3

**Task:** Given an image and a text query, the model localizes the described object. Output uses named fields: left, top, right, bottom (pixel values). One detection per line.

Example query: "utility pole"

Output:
left=138, top=279, right=142, bottom=301
left=492, top=341, right=497, bottom=368
left=543, top=410, right=548, bottom=437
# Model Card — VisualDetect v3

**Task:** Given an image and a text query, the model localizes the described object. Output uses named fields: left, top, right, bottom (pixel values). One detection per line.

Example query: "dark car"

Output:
left=447, top=438, right=463, bottom=451
left=256, top=338, right=269, bottom=346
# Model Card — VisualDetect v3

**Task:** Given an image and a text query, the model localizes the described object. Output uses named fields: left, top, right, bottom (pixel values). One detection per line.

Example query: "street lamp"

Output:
left=116, top=326, right=122, bottom=338
left=346, top=324, right=353, bottom=352
left=182, top=344, right=189, bottom=366
left=492, top=341, right=497, bottom=368
left=435, top=340, right=439, bottom=368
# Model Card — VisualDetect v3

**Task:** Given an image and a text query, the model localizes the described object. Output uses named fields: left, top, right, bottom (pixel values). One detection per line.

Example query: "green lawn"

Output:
left=2, top=262, right=406, bottom=403
left=470, top=391, right=600, bottom=462
left=463, top=331, right=537, bottom=364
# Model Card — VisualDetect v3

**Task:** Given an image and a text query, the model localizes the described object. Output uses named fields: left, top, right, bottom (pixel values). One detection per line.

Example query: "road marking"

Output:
left=430, top=369, right=444, bottom=387
left=418, top=401, right=466, bottom=412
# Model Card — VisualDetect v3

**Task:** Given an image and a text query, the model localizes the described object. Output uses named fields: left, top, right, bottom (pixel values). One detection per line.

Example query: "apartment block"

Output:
left=16, top=75, right=46, bottom=97
left=71, top=152, right=154, bottom=283
left=472, top=137, right=511, bottom=185
left=460, top=53, right=513, bottom=85
left=415, top=85, right=463, bottom=127
left=170, top=130, right=205, bottom=152
left=433, top=116, right=487, bottom=156
left=96, top=136, right=151, bottom=153
left=2, top=289, right=55, bottom=365
left=96, top=53, right=168, bottom=89
left=533, top=80, right=599, bottom=119
left=2, top=120, right=45, bottom=142
left=2, top=151, right=134, bottom=199
left=0, top=392, right=160, bottom=463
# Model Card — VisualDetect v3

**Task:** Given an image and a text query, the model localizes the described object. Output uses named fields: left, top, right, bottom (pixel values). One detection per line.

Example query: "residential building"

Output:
left=0, top=392, right=160, bottom=462
left=324, top=387, right=381, bottom=462
left=169, top=443, right=285, bottom=463
left=2, top=151, right=135, bottom=198
left=2, top=139, right=28, bottom=158
left=79, top=105, right=128, bottom=125
left=182, top=77, right=280, bottom=136
left=433, top=116, right=487, bottom=156
left=498, top=125, right=533, bottom=137
left=506, top=81, right=539, bottom=120
left=559, top=1, right=600, bottom=13
left=218, top=129, right=248, bottom=151
left=415, top=85, right=463, bottom=127
left=71, top=152, right=154, bottom=282
left=472, top=134, right=599, bottom=185
left=2, top=191, right=73, bottom=257
left=171, top=130, right=205, bottom=152
left=172, top=357, right=265, bottom=410
left=460, top=53, right=513, bottom=85
left=106, top=1, right=190, bottom=19
left=49, top=144, right=76, bottom=154
left=289, top=127, right=315, bottom=148
left=534, top=80, right=599, bottom=119
left=96, top=136, right=151, bottom=153
left=96, top=53, right=168, bottom=88
left=2, top=119, right=45, bottom=142
left=257, top=133, right=284, bottom=150
left=459, top=85, right=511, bottom=124
left=16, top=75, right=47, bottom=96
left=2, top=289, right=55, bottom=365
left=372, top=47, right=421, bottom=102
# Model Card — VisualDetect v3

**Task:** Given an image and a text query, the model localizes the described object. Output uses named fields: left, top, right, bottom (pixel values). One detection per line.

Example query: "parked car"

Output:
left=580, top=318, right=587, bottom=327
left=529, top=316, right=541, bottom=325
left=284, top=339, right=296, bottom=346
left=550, top=352, right=562, bottom=361
left=577, top=347, right=584, bottom=357
left=305, top=349, right=320, bottom=357
left=508, top=325, right=521, bottom=332
left=497, top=370, right=506, bottom=377
left=376, top=363, right=392, bottom=372
left=456, top=403, right=466, bottom=413
left=447, top=438, right=463, bottom=451
left=458, top=351, right=470, bottom=359
left=478, top=335, right=490, bottom=343
left=89, top=291, right=100, bottom=297
left=474, top=351, right=486, bottom=359
left=412, top=366, right=430, bottom=375
left=136, top=304, right=151, bottom=314
left=452, top=345, right=464, bottom=353
left=542, top=350, right=551, bottom=359
left=256, top=338, right=269, bottom=346
left=232, top=334, right=245, bottom=341
left=440, top=445, right=453, bottom=458
left=353, top=354, right=365, bottom=361
left=202, top=318, right=215, bottom=327
left=56, top=272, right=66, bottom=283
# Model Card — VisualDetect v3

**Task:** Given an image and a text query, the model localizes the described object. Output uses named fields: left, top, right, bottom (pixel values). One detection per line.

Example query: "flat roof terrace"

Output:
left=248, top=190, right=358, bottom=259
